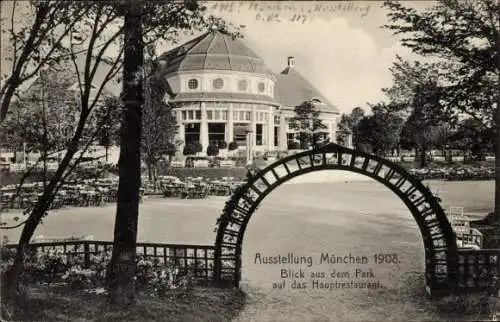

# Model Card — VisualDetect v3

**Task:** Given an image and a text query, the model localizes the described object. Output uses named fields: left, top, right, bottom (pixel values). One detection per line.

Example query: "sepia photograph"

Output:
left=0, top=0, right=498, bottom=321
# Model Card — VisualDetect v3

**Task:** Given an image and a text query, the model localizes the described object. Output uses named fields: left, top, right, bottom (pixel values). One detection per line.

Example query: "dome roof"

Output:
left=158, top=31, right=274, bottom=76
left=275, top=66, right=339, bottom=114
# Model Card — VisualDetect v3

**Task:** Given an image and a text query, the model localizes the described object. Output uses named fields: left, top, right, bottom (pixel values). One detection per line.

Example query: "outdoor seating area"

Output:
left=159, top=176, right=245, bottom=199
left=0, top=178, right=140, bottom=211
left=446, top=206, right=484, bottom=250
left=0, top=174, right=244, bottom=211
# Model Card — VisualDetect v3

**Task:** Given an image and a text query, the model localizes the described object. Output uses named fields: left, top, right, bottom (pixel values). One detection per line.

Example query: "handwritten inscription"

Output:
left=209, top=1, right=372, bottom=23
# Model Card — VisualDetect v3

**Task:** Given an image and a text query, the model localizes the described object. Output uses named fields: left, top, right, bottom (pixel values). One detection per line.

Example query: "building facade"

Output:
left=158, top=31, right=340, bottom=155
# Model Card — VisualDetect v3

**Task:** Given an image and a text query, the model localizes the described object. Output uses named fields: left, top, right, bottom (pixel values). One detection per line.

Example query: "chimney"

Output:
left=287, top=56, right=295, bottom=68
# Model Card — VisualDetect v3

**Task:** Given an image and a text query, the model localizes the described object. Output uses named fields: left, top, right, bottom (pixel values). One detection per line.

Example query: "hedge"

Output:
left=0, top=170, right=55, bottom=187
left=158, top=167, right=247, bottom=180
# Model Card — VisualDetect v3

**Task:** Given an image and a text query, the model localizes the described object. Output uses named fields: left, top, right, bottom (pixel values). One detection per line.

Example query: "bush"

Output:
left=288, top=141, right=300, bottom=150
left=193, top=141, right=202, bottom=154
left=1, top=245, right=192, bottom=297
left=62, top=266, right=98, bottom=290
left=165, top=142, right=177, bottom=157
left=218, top=141, right=228, bottom=149
left=183, top=143, right=196, bottom=156
left=356, top=142, right=373, bottom=154
left=228, top=141, right=238, bottom=151
left=300, top=141, right=309, bottom=150
left=207, top=143, right=219, bottom=157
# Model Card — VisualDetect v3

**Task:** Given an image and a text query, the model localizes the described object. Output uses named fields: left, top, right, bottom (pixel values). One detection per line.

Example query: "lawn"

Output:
left=2, top=284, right=246, bottom=322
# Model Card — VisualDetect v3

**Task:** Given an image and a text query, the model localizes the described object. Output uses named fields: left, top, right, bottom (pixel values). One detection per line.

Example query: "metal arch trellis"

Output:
left=213, top=143, right=459, bottom=297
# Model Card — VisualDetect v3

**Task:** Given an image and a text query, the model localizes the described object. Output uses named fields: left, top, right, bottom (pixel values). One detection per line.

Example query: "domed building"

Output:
left=158, top=30, right=340, bottom=155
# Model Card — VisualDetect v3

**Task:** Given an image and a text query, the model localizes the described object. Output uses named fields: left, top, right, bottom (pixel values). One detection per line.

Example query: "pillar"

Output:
left=326, top=121, right=333, bottom=143
left=176, top=110, right=185, bottom=142
left=246, top=130, right=253, bottom=165
left=251, top=105, right=257, bottom=149
left=331, top=121, right=337, bottom=143
left=226, top=104, right=234, bottom=144
left=279, top=114, right=287, bottom=150
left=268, top=108, right=274, bottom=151
left=200, top=103, right=209, bottom=153
left=347, top=133, right=353, bottom=148
left=176, top=110, right=185, bottom=156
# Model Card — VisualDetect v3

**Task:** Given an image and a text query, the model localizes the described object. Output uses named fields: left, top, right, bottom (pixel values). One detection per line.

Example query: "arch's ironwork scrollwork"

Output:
left=214, top=143, right=458, bottom=296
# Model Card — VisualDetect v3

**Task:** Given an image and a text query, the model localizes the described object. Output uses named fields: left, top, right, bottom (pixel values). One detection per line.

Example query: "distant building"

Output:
left=157, top=30, right=340, bottom=154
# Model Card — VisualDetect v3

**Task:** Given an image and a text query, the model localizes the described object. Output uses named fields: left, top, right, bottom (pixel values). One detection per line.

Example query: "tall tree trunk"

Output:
left=107, top=2, right=143, bottom=306
left=495, top=103, right=500, bottom=221
left=419, top=147, right=427, bottom=168
left=152, top=164, right=158, bottom=191
left=105, top=145, right=109, bottom=164
left=147, top=163, right=153, bottom=182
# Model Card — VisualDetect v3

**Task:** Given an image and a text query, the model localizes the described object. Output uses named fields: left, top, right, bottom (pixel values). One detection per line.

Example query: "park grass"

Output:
left=2, top=276, right=497, bottom=322
left=2, top=284, right=247, bottom=322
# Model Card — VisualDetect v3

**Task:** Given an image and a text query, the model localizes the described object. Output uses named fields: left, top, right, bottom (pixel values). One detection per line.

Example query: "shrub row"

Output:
left=158, top=167, right=247, bottom=181
left=1, top=247, right=191, bottom=297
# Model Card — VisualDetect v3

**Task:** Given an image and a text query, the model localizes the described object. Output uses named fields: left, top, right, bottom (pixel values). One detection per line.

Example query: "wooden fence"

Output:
left=4, top=241, right=498, bottom=294
left=4, top=240, right=216, bottom=283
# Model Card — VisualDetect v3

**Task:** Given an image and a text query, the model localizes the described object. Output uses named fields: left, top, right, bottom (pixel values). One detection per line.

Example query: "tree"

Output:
left=218, top=141, right=227, bottom=149
left=3, top=2, right=126, bottom=300
left=106, top=2, right=143, bottom=305
left=95, top=97, right=122, bottom=163
left=390, top=79, right=451, bottom=168
left=207, top=142, right=219, bottom=156
left=289, top=100, right=328, bottom=149
left=0, top=1, right=95, bottom=122
left=193, top=141, right=203, bottom=154
left=400, top=119, right=449, bottom=168
left=1, top=0, right=239, bottom=305
left=165, top=142, right=177, bottom=161
left=336, top=114, right=351, bottom=146
left=355, top=104, right=404, bottom=156
left=108, top=0, right=240, bottom=305
left=383, top=0, right=499, bottom=214
left=183, top=143, right=197, bottom=156
left=448, top=118, right=494, bottom=160
left=141, top=53, right=177, bottom=190
left=0, top=67, right=76, bottom=158
left=228, top=141, right=238, bottom=151
left=336, top=106, right=365, bottom=146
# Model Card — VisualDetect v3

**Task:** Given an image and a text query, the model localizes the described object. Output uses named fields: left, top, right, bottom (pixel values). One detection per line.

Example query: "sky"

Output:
left=1, top=1, right=438, bottom=115
left=174, top=0, right=435, bottom=114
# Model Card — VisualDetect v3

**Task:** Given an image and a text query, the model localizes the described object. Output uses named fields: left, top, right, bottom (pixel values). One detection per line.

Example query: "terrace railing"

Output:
left=4, top=240, right=216, bottom=283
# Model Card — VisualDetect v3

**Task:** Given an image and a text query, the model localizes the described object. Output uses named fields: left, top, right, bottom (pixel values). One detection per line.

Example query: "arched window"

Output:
left=188, top=78, right=198, bottom=90
left=213, top=78, right=224, bottom=89
left=238, top=80, right=248, bottom=91
left=258, top=82, right=265, bottom=92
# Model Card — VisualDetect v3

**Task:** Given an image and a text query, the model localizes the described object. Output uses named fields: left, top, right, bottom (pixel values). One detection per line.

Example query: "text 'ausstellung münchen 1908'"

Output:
left=254, top=253, right=369, bottom=267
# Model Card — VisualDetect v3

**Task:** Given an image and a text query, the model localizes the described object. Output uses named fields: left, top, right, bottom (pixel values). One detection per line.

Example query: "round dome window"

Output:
left=238, top=80, right=248, bottom=91
left=188, top=78, right=198, bottom=90
left=258, top=82, right=266, bottom=92
left=213, top=78, right=224, bottom=89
